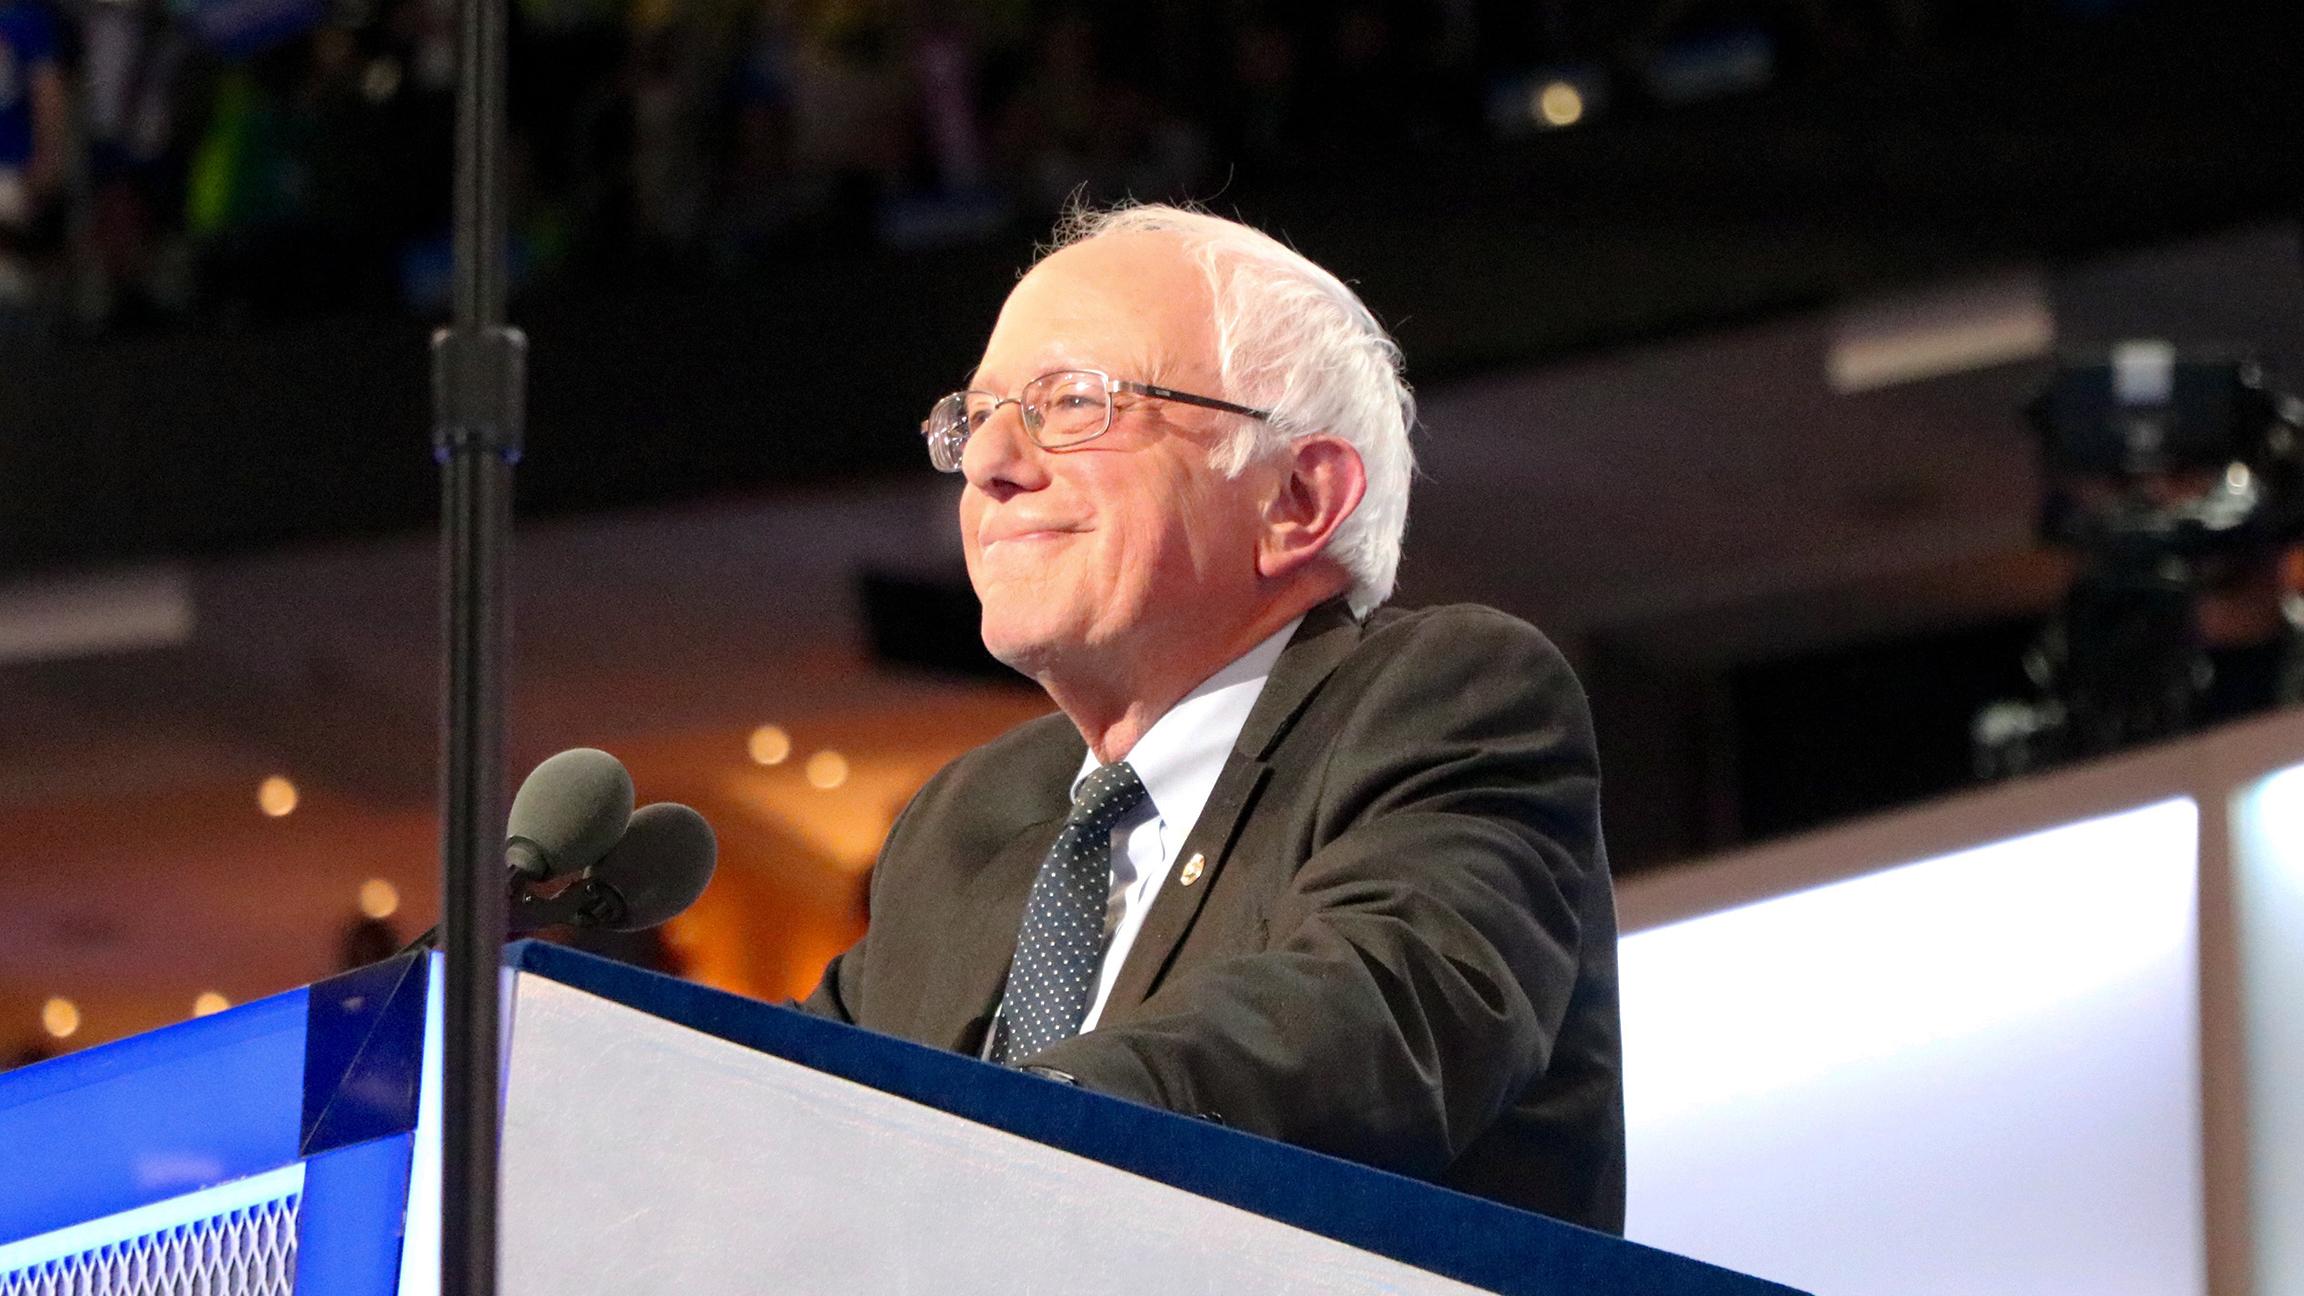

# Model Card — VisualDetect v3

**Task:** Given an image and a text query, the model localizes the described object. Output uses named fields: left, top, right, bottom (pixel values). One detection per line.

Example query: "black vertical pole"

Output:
left=432, top=0, right=523, bottom=1276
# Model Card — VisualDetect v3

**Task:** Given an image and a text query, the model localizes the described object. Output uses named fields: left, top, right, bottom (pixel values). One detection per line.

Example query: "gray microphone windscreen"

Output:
left=506, top=748, right=636, bottom=880
left=587, top=802, right=717, bottom=931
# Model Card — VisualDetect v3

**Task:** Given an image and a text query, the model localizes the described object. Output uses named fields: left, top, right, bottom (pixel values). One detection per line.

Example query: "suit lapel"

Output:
left=1100, top=600, right=1363, bottom=1016
left=1099, top=756, right=1268, bottom=1015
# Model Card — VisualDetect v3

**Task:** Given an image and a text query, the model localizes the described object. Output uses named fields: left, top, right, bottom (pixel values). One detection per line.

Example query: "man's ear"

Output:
left=1257, top=436, right=1367, bottom=582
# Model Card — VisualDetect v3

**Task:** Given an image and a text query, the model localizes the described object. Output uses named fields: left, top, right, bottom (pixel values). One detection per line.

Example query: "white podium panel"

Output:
left=500, top=974, right=1491, bottom=1296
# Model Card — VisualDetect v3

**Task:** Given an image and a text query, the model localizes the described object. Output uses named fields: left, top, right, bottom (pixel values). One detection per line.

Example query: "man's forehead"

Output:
left=975, top=234, right=1215, bottom=385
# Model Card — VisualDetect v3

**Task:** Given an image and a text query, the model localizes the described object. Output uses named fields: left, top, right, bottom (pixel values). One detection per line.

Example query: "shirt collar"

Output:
left=1071, top=615, right=1304, bottom=828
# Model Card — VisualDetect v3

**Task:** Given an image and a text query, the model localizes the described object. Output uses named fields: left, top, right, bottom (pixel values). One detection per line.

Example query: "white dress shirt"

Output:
left=1068, top=615, right=1302, bottom=1030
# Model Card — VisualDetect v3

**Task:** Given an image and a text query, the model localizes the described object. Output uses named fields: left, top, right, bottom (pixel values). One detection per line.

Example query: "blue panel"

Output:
left=509, top=941, right=1806, bottom=1296
left=0, top=1163, right=305, bottom=1285
left=293, top=1134, right=414, bottom=1296
left=302, top=953, right=431, bottom=1155
left=0, top=988, right=307, bottom=1244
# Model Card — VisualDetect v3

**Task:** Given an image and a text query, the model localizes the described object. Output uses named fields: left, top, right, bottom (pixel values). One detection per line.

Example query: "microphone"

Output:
left=393, top=748, right=644, bottom=957
left=512, top=802, right=717, bottom=933
left=505, top=748, right=635, bottom=880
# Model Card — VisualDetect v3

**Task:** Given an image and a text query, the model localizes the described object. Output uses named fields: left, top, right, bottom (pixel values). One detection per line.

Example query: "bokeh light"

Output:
left=258, top=775, right=299, bottom=818
left=359, top=878, right=401, bottom=919
left=41, top=997, right=80, bottom=1039
left=1536, top=81, right=1585, bottom=128
left=804, top=750, right=849, bottom=790
left=748, top=724, right=793, bottom=766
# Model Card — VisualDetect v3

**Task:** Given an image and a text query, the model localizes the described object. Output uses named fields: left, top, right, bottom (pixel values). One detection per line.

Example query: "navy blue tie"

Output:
left=993, top=761, right=1149, bottom=1065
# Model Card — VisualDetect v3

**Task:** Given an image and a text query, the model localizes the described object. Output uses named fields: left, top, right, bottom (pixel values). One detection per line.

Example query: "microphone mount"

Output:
left=397, top=865, right=636, bottom=951
left=509, top=872, right=633, bottom=932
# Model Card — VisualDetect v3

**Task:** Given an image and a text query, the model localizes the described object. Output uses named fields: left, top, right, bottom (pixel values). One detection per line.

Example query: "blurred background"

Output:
left=1, top=0, right=2299, bottom=1061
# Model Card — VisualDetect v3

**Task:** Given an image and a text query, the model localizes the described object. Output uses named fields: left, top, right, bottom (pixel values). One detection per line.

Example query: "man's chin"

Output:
left=979, top=616, right=1065, bottom=677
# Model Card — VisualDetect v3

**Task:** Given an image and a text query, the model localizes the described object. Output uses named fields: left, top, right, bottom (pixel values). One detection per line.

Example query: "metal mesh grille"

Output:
left=0, top=1192, right=300, bottom=1296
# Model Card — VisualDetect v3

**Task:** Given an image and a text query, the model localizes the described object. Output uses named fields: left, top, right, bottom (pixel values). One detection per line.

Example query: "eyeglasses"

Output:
left=921, top=368, right=1273, bottom=473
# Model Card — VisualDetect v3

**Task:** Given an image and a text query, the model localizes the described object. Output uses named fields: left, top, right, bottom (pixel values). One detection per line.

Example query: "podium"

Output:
left=0, top=942, right=1803, bottom=1295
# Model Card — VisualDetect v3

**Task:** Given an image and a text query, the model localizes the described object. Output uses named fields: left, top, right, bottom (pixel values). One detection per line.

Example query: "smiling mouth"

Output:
left=983, top=526, right=1081, bottom=548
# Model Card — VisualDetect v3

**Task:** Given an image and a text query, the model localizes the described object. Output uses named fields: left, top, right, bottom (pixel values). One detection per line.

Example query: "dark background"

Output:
left=5, top=0, right=2296, bottom=574
left=1, top=0, right=2299, bottom=880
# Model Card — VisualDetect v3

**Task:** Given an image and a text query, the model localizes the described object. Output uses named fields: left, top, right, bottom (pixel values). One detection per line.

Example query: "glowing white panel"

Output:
left=2236, top=764, right=2304, bottom=1296
left=1622, top=799, right=2203, bottom=1296
left=395, top=958, right=443, bottom=1296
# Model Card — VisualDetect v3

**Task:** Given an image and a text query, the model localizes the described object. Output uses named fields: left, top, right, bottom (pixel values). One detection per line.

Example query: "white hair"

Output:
left=1048, top=203, right=1416, bottom=616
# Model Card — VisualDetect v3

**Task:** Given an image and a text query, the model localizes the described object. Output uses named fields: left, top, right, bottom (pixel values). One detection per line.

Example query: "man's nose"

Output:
left=960, top=400, right=1048, bottom=497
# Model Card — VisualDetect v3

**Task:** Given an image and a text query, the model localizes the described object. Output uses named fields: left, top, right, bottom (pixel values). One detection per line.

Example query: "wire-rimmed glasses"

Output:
left=921, top=368, right=1273, bottom=472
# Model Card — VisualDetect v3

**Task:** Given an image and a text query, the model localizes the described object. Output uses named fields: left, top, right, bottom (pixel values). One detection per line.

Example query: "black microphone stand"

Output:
left=432, top=0, right=524, bottom=1281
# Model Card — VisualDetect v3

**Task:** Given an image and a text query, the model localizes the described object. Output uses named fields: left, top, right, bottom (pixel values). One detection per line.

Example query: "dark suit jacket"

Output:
left=802, top=600, right=1626, bottom=1232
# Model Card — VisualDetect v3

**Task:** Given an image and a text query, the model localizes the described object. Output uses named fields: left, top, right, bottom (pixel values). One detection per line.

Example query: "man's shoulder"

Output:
left=1312, top=602, right=1590, bottom=746
left=1350, top=602, right=1572, bottom=676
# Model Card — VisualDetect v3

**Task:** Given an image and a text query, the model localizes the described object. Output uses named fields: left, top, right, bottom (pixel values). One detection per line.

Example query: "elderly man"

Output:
left=803, top=204, right=1622, bottom=1232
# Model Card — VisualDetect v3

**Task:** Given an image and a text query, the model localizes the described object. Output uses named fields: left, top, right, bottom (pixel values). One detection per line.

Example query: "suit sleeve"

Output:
left=1024, top=611, right=1605, bottom=1180
left=798, top=941, right=862, bottom=1023
left=797, top=911, right=868, bottom=1024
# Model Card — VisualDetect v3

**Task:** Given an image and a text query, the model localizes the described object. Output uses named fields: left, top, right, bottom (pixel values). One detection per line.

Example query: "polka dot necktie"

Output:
left=992, top=761, right=1149, bottom=1066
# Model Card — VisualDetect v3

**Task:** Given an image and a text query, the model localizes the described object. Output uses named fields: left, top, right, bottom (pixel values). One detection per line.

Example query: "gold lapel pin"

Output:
left=1179, top=853, right=1206, bottom=887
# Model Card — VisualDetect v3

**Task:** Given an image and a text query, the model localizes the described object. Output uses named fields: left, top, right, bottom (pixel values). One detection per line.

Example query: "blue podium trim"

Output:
left=0, top=952, right=434, bottom=1248
left=509, top=941, right=1803, bottom=1296
left=0, top=1162, right=305, bottom=1273
left=294, top=1133, right=414, bottom=1295
left=0, top=988, right=307, bottom=1243
left=302, top=953, right=431, bottom=1156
